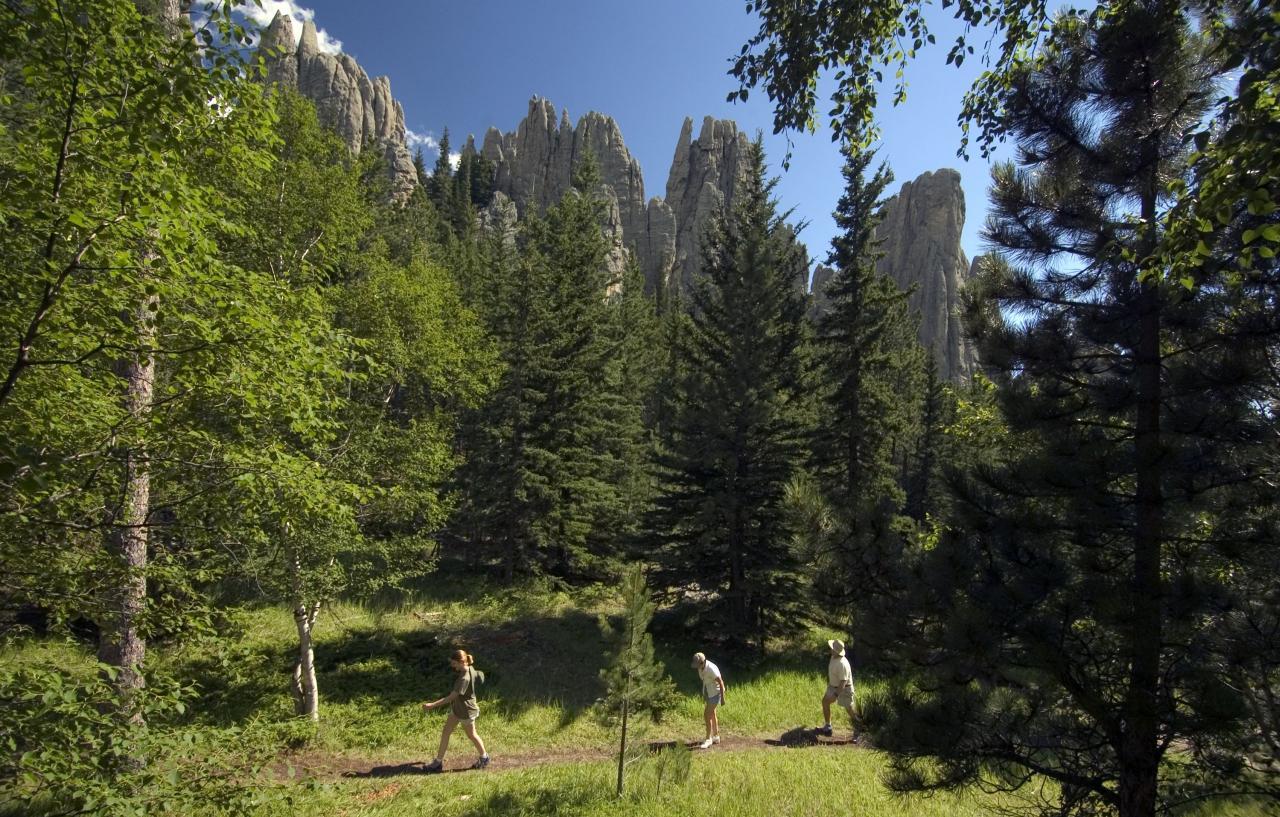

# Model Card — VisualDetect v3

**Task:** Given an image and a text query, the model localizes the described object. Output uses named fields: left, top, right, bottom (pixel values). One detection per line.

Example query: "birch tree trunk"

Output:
left=287, top=545, right=322, bottom=721
left=98, top=295, right=155, bottom=719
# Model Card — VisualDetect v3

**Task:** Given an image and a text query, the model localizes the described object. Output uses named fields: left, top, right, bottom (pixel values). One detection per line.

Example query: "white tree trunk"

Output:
left=287, top=547, right=321, bottom=721
left=291, top=603, right=321, bottom=721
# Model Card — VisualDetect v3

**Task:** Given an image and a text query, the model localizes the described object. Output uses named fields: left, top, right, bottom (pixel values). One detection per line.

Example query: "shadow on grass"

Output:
left=179, top=642, right=293, bottom=727
left=763, top=726, right=861, bottom=748
left=176, top=603, right=609, bottom=729
left=319, top=606, right=606, bottom=721
left=341, top=761, right=482, bottom=778
left=463, top=780, right=609, bottom=816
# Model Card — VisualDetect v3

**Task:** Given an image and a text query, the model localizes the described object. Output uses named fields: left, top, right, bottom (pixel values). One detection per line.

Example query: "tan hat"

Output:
left=691, top=651, right=706, bottom=668
left=827, top=639, right=845, bottom=657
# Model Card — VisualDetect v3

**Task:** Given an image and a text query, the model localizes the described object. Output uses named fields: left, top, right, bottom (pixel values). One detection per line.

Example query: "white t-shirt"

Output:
left=828, top=655, right=853, bottom=688
left=698, top=660, right=723, bottom=697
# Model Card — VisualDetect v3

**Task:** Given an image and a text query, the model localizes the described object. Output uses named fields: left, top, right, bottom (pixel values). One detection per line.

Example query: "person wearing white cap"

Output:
left=691, top=651, right=725, bottom=749
left=817, top=638, right=856, bottom=740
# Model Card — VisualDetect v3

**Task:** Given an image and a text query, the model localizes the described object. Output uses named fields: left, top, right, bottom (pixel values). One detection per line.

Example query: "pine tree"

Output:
left=903, top=356, right=951, bottom=522
left=453, top=153, right=625, bottom=578
left=596, top=565, right=678, bottom=797
left=649, top=138, right=810, bottom=649
left=412, top=148, right=428, bottom=188
left=465, top=152, right=497, bottom=209
left=427, top=127, right=454, bottom=216
left=808, top=148, right=926, bottom=608
left=593, top=258, right=663, bottom=554
left=861, top=5, right=1280, bottom=815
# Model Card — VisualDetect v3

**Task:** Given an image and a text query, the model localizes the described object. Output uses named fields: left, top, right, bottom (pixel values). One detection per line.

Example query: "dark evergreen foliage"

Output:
left=808, top=149, right=926, bottom=609
left=648, top=139, right=811, bottom=649
left=857, top=5, right=1280, bottom=815
left=453, top=154, right=651, bottom=579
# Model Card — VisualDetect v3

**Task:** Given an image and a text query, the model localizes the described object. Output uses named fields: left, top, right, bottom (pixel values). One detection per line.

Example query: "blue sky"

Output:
left=245, top=0, right=1012, bottom=268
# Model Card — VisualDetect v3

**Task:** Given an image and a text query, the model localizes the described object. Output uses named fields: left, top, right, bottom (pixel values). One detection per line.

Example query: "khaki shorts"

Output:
left=825, top=684, right=854, bottom=708
left=450, top=706, right=480, bottom=722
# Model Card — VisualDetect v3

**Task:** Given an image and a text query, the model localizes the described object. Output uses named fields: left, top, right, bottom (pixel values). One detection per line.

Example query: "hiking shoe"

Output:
left=712, top=735, right=721, bottom=745
left=816, top=725, right=833, bottom=737
left=698, top=738, right=714, bottom=749
left=471, top=755, right=490, bottom=770
left=423, top=759, right=443, bottom=774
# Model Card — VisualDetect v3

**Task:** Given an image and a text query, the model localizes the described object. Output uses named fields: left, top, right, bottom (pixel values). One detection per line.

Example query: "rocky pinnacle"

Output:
left=257, top=13, right=417, bottom=203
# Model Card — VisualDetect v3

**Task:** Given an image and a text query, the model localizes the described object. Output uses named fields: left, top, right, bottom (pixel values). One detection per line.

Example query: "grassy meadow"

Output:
left=4, top=569, right=1272, bottom=816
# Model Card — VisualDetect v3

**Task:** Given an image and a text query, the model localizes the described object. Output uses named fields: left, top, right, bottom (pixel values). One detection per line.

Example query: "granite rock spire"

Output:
left=257, top=13, right=417, bottom=202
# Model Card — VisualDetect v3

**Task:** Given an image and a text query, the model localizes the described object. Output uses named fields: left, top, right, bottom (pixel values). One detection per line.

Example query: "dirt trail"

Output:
left=279, top=729, right=862, bottom=781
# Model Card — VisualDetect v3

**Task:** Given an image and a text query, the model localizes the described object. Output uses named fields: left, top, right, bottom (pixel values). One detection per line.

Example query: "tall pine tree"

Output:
left=808, top=149, right=926, bottom=609
left=453, top=154, right=629, bottom=579
left=649, top=138, right=810, bottom=649
left=860, top=4, right=1280, bottom=815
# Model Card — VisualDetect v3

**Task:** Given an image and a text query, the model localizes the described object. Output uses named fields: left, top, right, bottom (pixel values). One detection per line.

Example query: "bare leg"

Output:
left=436, top=712, right=460, bottom=761
left=844, top=703, right=857, bottom=734
left=822, top=690, right=836, bottom=724
left=709, top=702, right=720, bottom=737
left=462, top=719, right=487, bottom=757
left=703, top=700, right=715, bottom=740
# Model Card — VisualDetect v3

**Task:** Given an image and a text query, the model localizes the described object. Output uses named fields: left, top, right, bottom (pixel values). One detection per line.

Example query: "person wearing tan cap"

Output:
left=691, top=651, right=725, bottom=749
left=817, top=638, right=856, bottom=741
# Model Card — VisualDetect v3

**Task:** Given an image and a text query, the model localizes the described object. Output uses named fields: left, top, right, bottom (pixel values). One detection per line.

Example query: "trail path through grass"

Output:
left=281, top=728, right=859, bottom=780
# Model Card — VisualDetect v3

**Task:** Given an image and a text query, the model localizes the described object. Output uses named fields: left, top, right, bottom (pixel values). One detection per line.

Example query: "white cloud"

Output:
left=404, top=130, right=462, bottom=173
left=405, top=129, right=439, bottom=152
left=242, top=1, right=343, bottom=55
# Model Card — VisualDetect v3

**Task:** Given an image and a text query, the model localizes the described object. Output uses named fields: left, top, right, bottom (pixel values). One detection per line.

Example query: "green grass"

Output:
left=152, top=575, right=868, bottom=761
left=7, top=573, right=1277, bottom=817
left=250, top=749, right=1010, bottom=817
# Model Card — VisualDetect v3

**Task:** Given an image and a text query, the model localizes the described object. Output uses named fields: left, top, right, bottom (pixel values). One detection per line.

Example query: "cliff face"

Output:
left=659, top=116, right=753, bottom=293
left=479, top=100, right=759, bottom=295
left=478, top=99, right=646, bottom=282
left=874, top=169, right=979, bottom=382
left=258, top=13, right=416, bottom=202
left=252, top=30, right=975, bottom=372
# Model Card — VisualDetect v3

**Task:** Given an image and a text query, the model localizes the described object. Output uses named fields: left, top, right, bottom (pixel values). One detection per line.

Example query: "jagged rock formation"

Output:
left=258, top=13, right=416, bottom=202
left=478, top=100, right=772, bottom=295
left=874, top=169, right=979, bottom=381
left=660, top=117, right=753, bottom=293
left=807, top=264, right=836, bottom=320
left=478, top=99, right=643, bottom=281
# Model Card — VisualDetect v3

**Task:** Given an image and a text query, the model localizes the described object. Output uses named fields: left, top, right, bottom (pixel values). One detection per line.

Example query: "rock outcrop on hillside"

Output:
left=807, top=264, right=837, bottom=320
left=479, top=100, right=765, bottom=295
left=258, top=13, right=416, bottom=202
left=478, top=99, right=645, bottom=281
left=874, top=169, right=979, bottom=381
left=659, top=117, right=753, bottom=293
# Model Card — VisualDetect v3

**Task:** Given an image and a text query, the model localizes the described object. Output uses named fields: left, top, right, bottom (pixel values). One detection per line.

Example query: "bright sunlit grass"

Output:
left=248, top=749, right=1003, bottom=817
left=9, top=572, right=1274, bottom=817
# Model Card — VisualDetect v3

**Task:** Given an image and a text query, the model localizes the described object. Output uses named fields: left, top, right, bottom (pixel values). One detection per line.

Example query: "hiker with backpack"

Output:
left=818, top=638, right=857, bottom=742
left=691, top=651, right=725, bottom=749
left=421, top=649, right=490, bottom=772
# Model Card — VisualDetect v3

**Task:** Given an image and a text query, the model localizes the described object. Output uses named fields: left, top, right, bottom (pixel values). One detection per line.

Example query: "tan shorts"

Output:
left=825, top=684, right=854, bottom=708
